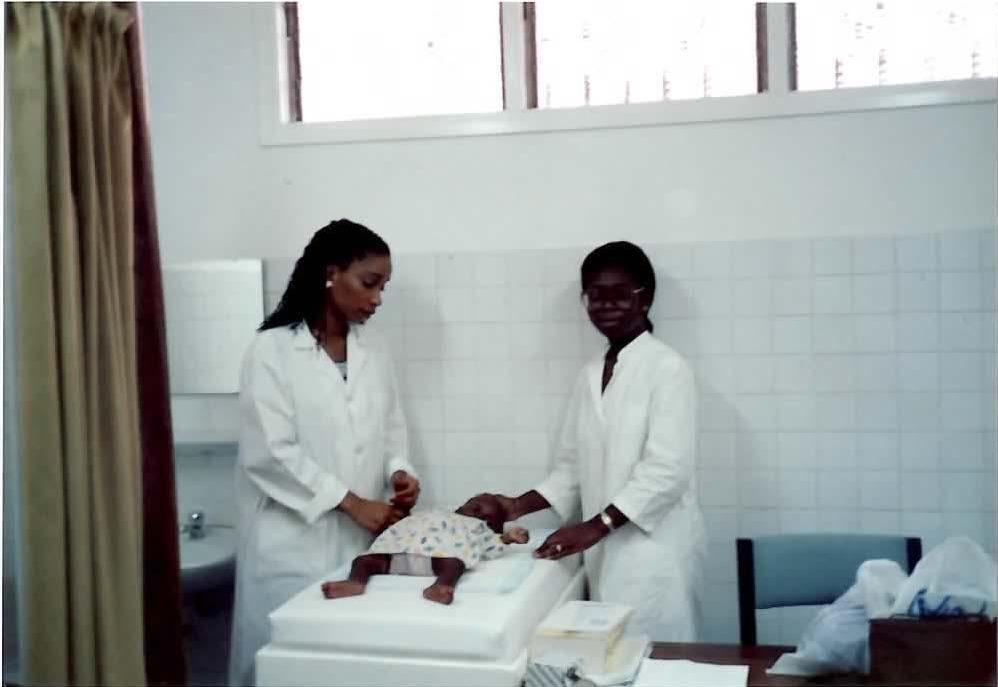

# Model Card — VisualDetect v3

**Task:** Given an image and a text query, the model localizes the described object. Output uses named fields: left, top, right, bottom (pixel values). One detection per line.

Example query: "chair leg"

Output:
left=736, top=539, right=758, bottom=647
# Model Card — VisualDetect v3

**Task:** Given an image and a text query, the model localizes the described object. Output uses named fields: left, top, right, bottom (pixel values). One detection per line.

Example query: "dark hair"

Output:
left=260, top=219, right=390, bottom=333
left=580, top=240, right=656, bottom=332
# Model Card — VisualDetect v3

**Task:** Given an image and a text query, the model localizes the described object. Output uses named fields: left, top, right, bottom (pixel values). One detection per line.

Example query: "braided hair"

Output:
left=260, top=219, right=390, bottom=335
left=580, top=240, right=656, bottom=333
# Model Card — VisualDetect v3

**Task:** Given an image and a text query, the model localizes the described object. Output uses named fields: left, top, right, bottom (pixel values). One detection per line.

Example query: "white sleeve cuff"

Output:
left=386, top=459, right=418, bottom=483
left=534, top=481, right=576, bottom=523
left=300, top=477, right=349, bottom=525
left=610, top=495, right=655, bottom=535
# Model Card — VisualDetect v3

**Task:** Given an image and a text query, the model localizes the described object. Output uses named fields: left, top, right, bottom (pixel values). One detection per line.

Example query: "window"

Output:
left=795, top=1, right=998, bottom=90
left=283, top=1, right=762, bottom=125
left=264, top=2, right=997, bottom=142
left=533, top=3, right=759, bottom=108
left=292, top=2, right=503, bottom=123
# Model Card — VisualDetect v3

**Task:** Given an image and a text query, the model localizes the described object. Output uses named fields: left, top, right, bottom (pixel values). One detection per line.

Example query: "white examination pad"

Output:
left=267, top=544, right=576, bottom=662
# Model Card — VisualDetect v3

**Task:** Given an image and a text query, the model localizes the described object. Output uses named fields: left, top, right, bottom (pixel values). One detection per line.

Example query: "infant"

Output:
left=322, top=493, right=529, bottom=605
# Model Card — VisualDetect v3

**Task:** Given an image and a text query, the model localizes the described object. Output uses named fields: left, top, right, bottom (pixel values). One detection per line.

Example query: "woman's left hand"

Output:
left=390, top=470, right=420, bottom=510
left=534, top=520, right=607, bottom=560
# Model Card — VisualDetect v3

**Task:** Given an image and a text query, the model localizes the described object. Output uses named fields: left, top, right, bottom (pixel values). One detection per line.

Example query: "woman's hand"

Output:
left=338, top=493, right=403, bottom=534
left=534, top=520, right=608, bottom=560
left=390, top=470, right=420, bottom=511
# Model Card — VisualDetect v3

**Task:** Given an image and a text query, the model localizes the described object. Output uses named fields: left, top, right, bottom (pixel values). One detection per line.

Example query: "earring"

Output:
left=325, top=280, right=333, bottom=288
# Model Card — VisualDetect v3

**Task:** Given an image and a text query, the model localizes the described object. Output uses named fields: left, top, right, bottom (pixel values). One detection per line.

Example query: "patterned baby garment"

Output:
left=367, top=510, right=506, bottom=569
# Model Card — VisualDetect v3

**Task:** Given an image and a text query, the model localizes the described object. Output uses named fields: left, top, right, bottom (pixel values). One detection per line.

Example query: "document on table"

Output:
left=632, top=658, right=749, bottom=687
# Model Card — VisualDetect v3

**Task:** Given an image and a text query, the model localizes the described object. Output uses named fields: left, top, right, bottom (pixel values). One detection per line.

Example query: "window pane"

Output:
left=297, top=2, right=503, bottom=123
left=533, top=2, right=758, bottom=109
left=796, top=1, right=998, bottom=90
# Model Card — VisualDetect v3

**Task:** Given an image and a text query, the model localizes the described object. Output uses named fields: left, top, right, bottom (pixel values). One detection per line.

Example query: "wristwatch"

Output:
left=599, top=510, right=615, bottom=532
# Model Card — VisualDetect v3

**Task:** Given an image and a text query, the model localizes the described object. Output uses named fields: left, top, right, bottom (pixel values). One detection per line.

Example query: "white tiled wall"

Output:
left=172, top=228, right=996, bottom=644
left=163, top=260, right=264, bottom=393
left=174, top=445, right=237, bottom=528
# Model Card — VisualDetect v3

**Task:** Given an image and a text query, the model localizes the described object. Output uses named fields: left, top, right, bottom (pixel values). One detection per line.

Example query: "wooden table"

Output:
left=648, top=643, right=870, bottom=686
left=649, top=643, right=997, bottom=686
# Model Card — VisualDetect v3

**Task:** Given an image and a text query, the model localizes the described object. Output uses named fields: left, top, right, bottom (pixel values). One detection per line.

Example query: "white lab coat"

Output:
left=535, top=331, right=706, bottom=641
left=227, top=323, right=414, bottom=687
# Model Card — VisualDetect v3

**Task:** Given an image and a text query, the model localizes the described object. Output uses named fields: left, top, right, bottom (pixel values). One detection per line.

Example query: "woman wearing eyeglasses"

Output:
left=494, top=241, right=705, bottom=642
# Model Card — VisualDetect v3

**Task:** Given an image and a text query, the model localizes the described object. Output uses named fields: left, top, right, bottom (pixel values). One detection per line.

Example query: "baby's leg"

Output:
left=322, top=553, right=391, bottom=599
left=423, top=557, right=466, bottom=605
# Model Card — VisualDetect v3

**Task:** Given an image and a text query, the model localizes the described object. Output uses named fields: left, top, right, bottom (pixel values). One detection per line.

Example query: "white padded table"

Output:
left=256, top=552, right=584, bottom=687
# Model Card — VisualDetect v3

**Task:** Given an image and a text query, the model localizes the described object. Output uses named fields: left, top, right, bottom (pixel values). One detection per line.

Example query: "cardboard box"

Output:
left=869, top=616, right=997, bottom=685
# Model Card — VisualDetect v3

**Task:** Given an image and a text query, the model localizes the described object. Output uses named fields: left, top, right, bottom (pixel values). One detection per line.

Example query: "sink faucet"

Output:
left=184, top=510, right=206, bottom=540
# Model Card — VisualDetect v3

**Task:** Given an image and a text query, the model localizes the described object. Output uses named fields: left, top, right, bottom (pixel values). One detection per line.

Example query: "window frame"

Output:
left=256, top=2, right=998, bottom=147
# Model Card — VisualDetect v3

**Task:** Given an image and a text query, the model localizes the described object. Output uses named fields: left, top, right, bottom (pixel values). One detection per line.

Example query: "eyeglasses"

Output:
left=581, top=286, right=645, bottom=309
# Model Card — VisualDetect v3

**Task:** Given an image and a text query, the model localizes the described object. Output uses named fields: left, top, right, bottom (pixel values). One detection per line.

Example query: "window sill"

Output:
left=258, top=78, right=997, bottom=147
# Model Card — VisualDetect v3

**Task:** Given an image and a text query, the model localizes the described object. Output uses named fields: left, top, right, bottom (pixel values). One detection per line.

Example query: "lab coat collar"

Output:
left=346, top=326, right=368, bottom=386
left=291, top=323, right=316, bottom=349
left=588, top=330, right=652, bottom=425
left=606, top=329, right=653, bottom=362
left=289, top=322, right=369, bottom=384
left=289, top=321, right=367, bottom=349
left=586, top=356, right=607, bottom=425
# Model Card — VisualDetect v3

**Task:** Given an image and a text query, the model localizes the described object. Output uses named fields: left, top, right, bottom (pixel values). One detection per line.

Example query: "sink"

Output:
left=179, top=525, right=236, bottom=594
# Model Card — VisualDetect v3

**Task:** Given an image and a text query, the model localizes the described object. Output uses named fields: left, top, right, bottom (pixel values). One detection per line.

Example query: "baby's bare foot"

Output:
left=322, top=580, right=366, bottom=599
left=423, top=583, right=455, bottom=605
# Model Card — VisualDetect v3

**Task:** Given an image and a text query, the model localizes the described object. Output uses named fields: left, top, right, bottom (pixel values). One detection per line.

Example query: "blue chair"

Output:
left=736, top=534, right=922, bottom=646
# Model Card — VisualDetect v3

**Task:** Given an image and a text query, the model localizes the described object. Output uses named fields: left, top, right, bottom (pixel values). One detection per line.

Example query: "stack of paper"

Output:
left=531, top=601, right=633, bottom=674
left=633, top=659, right=749, bottom=687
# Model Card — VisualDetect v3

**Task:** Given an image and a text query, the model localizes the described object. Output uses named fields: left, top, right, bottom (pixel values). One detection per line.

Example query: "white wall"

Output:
left=142, top=2, right=997, bottom=263
left=174, top=232, right=997, bottom=646
left=146, top=1, right=998, bottom=648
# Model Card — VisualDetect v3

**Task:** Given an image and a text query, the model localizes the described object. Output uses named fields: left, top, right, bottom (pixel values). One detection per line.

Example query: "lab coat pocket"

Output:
left=255, top=499, right=309, bottom=579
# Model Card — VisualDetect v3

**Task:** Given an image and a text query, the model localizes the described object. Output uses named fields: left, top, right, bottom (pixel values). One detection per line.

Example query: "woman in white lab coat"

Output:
left=497, top=241, right=706, bottom=642
left=228, top=220, right=420, bottom=686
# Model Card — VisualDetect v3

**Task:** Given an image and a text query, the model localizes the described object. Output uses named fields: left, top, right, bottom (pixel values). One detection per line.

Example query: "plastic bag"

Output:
left=857, top=559, right=910, bottom=619
left=890, top=536, right=997, bottom=619
left=767, top=560, right=907, bottom=677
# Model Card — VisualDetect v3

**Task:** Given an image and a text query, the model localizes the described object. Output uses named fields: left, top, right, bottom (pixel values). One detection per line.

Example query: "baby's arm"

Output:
left=501, top=526, right=529, bottom=545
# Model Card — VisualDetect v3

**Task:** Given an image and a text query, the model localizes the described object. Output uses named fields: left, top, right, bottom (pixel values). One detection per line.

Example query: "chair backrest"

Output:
left=736, top=533, right=922, bottom=646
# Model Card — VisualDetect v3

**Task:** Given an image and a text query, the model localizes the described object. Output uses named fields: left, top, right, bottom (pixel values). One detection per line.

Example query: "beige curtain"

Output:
left=6, top=3, right=146, bottom=685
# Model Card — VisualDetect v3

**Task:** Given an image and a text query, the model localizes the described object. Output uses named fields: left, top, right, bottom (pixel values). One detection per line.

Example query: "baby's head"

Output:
left=455, top=493, right=505, bottom=534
